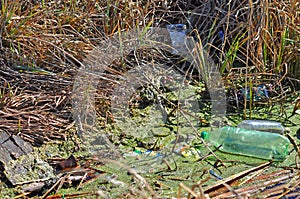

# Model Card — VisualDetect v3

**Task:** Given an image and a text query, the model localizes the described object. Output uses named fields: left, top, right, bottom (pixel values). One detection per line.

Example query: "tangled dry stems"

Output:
left=0, top=0, right=298, bottom=146
left=0, top=1, right=299, bottom=197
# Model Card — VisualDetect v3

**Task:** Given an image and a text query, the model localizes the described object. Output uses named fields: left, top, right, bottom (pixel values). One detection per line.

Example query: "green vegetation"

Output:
left=0, top=0, right=299, bottom=198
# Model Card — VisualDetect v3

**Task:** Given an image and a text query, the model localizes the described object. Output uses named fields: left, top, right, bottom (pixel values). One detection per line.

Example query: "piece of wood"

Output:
left=204, top=161, right=272, bottom=194
left=2, top=139, right=25, bottom=159
left=0, top=131, right=10, bottom=144
left=0, top=132, right=33, bottom=162
left=12, top=135, right=33, bottom=154
left=0, top=145, right=13, bottom=163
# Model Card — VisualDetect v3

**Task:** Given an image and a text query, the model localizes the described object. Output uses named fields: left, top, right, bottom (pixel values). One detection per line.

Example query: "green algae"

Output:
left=0, top=97, right=299, bottom=198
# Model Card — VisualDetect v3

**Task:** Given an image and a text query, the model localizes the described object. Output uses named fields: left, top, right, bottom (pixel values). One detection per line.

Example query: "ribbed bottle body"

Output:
left=203, top=126, right=290, bottom=161
left=237, top=120, right=285, bottom=134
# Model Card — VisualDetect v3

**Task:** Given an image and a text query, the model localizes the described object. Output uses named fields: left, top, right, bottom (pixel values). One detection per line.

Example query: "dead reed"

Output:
left=0, top=0, right=299, bottom=197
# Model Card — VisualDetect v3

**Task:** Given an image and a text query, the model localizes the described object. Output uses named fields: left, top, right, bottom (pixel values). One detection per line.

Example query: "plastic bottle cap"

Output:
left=201, top=131, right=209, bottom=140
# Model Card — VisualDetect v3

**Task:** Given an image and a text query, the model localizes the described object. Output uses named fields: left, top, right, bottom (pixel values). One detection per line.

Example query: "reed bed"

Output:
left=0, top=0, right=299, bottom=198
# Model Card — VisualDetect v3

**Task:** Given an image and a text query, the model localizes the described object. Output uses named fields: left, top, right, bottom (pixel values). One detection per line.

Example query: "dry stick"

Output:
left=244, top=0, right=253, bottom=119
left=98, top=158, right=157, bottom=199
left=76, top=173, right=106, bottom=190
left=285, top=133, right=300, bottom=169
left=179, top=183, right=199, bottom=199
left=76, top=172, right=89, bottom=190
left=41, top=176, right=65, bottom=199
left=178, top=108, right=226, bottom=167
left=209, top=162, right=243, bottom=198
left=45, top=192, right=96, bottom=199
left=18, top=36, right=85, bottom=68
left=276, top=174, right=300, bottom=198
left=221, top=182, right=242, bottom=199
left=177, top=183, right=182, bottom=198
left=154, top=181, right=171, bottom=190
left=204, top=161, right=271, bottom=194
left=191, top=182, right=207, bottom=199
left=278, top=64, right=289, bottom=117
left=170, top=79, right=184, bottom=157
left=163, top=159, right=172, bottom=171
left=13, top=192, right=31, bottom=199
left=238, top=167, right=266, bottom=186
left=55, top=175, right=69, bottom=194
left=263, top=184, right=289, bottom=198
left=215, top=170, right=297, bottom=198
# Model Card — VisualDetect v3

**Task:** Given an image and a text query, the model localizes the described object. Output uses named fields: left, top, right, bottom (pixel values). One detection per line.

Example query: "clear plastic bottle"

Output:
left=201, top=126, right=290, bottom=161
left=237, top=120, right=286, bottom=134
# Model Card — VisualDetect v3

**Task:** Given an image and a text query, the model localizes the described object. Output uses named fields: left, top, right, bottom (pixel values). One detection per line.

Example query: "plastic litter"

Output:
left=166, top=24, right=188, bottom=54
left=238, top=120, right=287, bottom=134
left=174, top=144, right=201, bottom=159
left=218, top=30, right=224, bottom=43
left=239, top=84, right=269, bottom=101
left=201, top=126, right=290, bottom=161
left=209, top=169, right=223, bottom=180
left=123, top=148, right=163, bottom=158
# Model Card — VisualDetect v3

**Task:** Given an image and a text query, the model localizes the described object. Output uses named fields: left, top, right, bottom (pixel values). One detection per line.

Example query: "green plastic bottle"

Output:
left=201, top=126, right=290, bottom=161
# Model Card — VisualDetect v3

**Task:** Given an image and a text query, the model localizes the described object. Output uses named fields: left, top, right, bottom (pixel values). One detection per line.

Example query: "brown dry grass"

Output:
left=0, top=0, right=298, bottom=145
left=0, top=1, right=299, bottom=197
